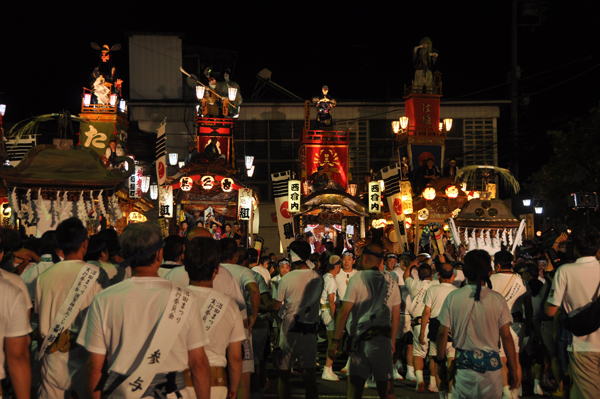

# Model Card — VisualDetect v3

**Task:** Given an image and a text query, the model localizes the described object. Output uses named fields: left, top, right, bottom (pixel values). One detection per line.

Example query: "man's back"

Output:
left=275, top=269, right=323, bottom=334
left=343, top=270, right=401, bottom=337
left=438, top=285, right=512, bottom=352
left=424, top=282, right=457, bottom=318
left=36, top=260, right=107, bottom=337
left=221, top=262, right=257, bottom=318
left=548, top=256, right=600, bottom=351
left=489, top=272, right=528, bottom=313
left=77, top=277, right=207, bottom=375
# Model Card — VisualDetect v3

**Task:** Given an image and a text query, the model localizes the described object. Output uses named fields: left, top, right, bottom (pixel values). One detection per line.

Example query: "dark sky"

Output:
left=1, top=1, right=599, bottom=179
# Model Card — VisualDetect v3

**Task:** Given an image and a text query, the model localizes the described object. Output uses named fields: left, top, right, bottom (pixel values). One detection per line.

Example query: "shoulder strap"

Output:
left=108, top=283, right=193, bottom=399
left=500, top=273, right=517, bottom=298
left=410, top=280, right=431, bottom=316
left=38, top=264, right=100, bottom=360
left=201, top=290, right=232, bottom=334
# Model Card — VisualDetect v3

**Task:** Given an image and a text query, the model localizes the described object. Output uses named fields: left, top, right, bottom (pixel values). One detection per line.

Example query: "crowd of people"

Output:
left=0, top=218, right=599, bottom=399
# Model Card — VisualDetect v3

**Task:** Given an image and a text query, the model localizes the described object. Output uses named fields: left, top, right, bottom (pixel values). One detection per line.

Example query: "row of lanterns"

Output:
left=196, top=86, right=238, bottom=102
left=391, top=116, right=453, bottom=134
left=82, top=94, right=127, bottom=113
left=421, top=184, right=480, bottom=201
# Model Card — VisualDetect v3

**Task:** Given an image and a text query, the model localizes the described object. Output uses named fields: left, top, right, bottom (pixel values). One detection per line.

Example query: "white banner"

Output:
left=368, top=181, right=381, bottom=213
left=155, top=118, right=167, bottom=185
left=271, top=171, right=296, bottom=252
left=381, top=163, right=407, bottom=252
left=158, top=185, right=173, bottom=218
left=238, top=188, right=252, bottom=221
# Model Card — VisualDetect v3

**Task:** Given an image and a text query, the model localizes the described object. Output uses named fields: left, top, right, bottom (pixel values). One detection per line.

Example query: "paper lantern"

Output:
left=221, top=177, right=234, bottom=192
left=180, top=176, right=193, bottom=191
left=228, top=86, right=238, bottom=101
left=467, top=191, right=480, bottom=200
left=83, top=93, right=91, bottom=106
left=141, top=176, right=150, bottom=194
left=405, top=216, right=412, bottom=228
left=445, top=185, right=459, bottom=198
left=110, top=94, right=117, bottom=106
left=443, top=118, right=453, bottom=131
left=128, top=212, right=147, bottom=222
left=201, top=176, right=215, bottom=189
left=150, top=184, right=158, bottom=200
left=418, top=208, right=429, bottom=221
left=168, top=153, right=178, bottom=166
left=399, top=116, right=409, bottom=130
left=392, top=121, right=400, bottom=134
left=423, top=187, right=436, bottom=200
left=402, top=196, right=413, bottom=215
left=196, top=86, right=205, bottom=100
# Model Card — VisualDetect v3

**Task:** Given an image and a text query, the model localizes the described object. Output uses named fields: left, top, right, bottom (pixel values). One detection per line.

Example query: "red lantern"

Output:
left=423, top=187, right=436, bottom=200
left=445, top=184, right=459, bottom=198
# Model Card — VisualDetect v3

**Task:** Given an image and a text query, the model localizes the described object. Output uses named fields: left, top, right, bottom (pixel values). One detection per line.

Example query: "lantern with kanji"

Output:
left=423, top=186, right=436, bottom=200
left=180, top=176, right=193, bottom=191
left=445, top=184, right=459, bottom=198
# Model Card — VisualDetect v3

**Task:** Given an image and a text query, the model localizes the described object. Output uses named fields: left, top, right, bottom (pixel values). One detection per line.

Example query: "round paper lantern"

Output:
left=402, top=197, right=413, bottom=215
left=405, top=216, right=412, bottom=228
left=445, top=185, right=459, bottom=199
left=423, top=187, right=436, bottom=200
left=180, top=176, right=194, bottom=191
left=418, top=208, right=430, bottom=221
left=467, top=190, right=480, bottom=200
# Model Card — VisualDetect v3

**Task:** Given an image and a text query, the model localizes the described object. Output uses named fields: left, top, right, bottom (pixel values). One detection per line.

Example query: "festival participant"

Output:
left=308, top=166, right=329, bottom=192
left=418, top=262, right=457, bottom=397
left=271, top=258, right=291, bottom=348
left=184, top=237, right=245, bottom=399
left=165, top=227, right=245, bottom=307
left=490, top=250, right=532, bottom=399
left=335, top=251, right=357, bottom=373
left=321, top=255, right=342, bottom=381
left=219, top=238, right=260, bottom=399
left=84, top=234, right=119, bottom=281
left=35, top=217, right=109, bottom=399
left=77, top=222, right=211, bottom=399
left=436, top=250, right=518, bottom=399
left=545, top=225, right=600, bottom=399
left=0, top=277, right=32, bottom=399
left=158, top=235, right=185, bottom=277
left=393, top=254, right=418, bottom=381
left=20, top=231, right=63, bottom=301
left=271, top=241, right=323, bottom=399
left=384, top=253, right=400, bottom=283
left=97, top=228, right=130, bottom=282
left=328, top=243, right=401, bottom=399
left=404, top=258, right=439, bottom=392
left=249, top=251, right=272, bottom=395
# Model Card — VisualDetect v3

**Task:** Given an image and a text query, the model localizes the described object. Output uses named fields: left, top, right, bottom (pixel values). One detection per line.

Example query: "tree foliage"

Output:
left=528, top=104, right=600, bottom=225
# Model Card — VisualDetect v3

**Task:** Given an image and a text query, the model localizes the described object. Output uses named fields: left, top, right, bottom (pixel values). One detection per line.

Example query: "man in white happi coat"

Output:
left=35, top=217, right=110, bottom=399
left=184, top=236, right=245, bottom=399
left=436, top=250, right=518, bottom=399
left=418, top=261, right=456, bottom=396
left=0, top=275, right=32, bottom=399
left=328, top=243, right=401, bottom=399
left=404, top=258, right=439, bottom=392
left=77, top=222, right=211, bottom=399
left=490, top=250, right=532, bottom=399
left=270, top=240, right=323, bottom=399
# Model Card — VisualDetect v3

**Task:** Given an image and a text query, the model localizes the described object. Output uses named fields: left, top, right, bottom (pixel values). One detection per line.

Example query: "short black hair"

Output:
left=184, top=237, right=221, bottom=282
left=164, top=235, right=185, bottom=261
left=464, top=250, right=492, bottom=277
left=237, top=247, right=248, bottom=265
left=39, top=230, right=61, bottom=263
left=494, top=250, right=514, bottom=269
left=97, top=228, right=121, bottom=257
left=572, top=225, right=600, bottom=257
left=56, top=217, right=88, bottom=256
left=84, top=234, right=107, bottom=261
left=259, top=255, right=271, bottom=264
left=247, top=248, right=259, bottom=263
left=418, top=264, right=433, bottom=280
left=219, top=237, right=238, bottom=261
left=289, top=240, right=311, bottom=262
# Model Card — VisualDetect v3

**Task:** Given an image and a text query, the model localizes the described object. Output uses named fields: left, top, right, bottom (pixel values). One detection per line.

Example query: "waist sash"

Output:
left=38, top=264, right=100, bottom=360
left=455, top=348, right=502, bottom=373
left=109, top=284, right=192, bottom=399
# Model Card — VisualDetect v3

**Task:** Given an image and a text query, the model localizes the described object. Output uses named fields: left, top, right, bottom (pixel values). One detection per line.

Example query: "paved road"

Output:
left=257, top=338, right=542, bottom=398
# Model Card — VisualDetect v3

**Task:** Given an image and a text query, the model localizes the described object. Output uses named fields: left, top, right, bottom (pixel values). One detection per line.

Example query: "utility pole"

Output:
left=510, top=0, right=520, bottom=182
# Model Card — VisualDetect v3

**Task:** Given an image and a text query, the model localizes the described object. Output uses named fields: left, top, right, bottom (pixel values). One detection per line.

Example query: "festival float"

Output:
left=270, top=85, right=369, bottom=252
left=157, top=66, right=258, bottom=241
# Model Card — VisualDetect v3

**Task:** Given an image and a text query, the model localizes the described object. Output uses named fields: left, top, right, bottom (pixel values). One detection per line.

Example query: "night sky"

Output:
left=1, top=1, right=599, bottom=181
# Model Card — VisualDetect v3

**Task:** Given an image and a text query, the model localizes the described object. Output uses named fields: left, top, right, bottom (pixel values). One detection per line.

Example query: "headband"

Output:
left=385, top=253, right=398, bottom=260
left=278, top=259, right=290, bottom=266
left=58, top=228, right=89, bottom=250
left=330, top=259, right=342, bottom=267
left=120, top=238, right=165, bottom=268
left=290, top=249, right=316, bottom=270
left=361, top=247, right=384, bottom=259
left=341, top=251, right=354, bottom=258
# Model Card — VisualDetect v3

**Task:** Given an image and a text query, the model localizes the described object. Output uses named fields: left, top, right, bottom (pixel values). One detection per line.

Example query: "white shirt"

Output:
left=438, top=285, right=512, bottom=352
left=548, top=256, right=600, bottom=352
left=335, top=268, right=357, bottom=300
left=405, top=277, right=439, bottom=318
left=490, top=272, right=529, bottom=314
left=423, top=282, right=457, bottom=318
left=452, top=269, right=465, bottom=288
left=0, top=268, right=32, bottom=310
left=220, top=263, right=257, bottom=319
left=251, top=265, right=271, bottom=292
left=343, top=270, right=401, bottom=337
left=0, top=279, right=32, bottom=380
left=164, top=265, right=246, bottom=318
left=275, top=269, right=323, bottom=335
left=393, top=268, right=417, bottom=315
left=77, top=277, right=208, bottom=374
left=321, top=273, right=338, bottom=306
left=35, top=260, right=108, bottom=337
left=188, top=286, right=245, bottom=367
left=21, top=254, right=58, bottom=304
